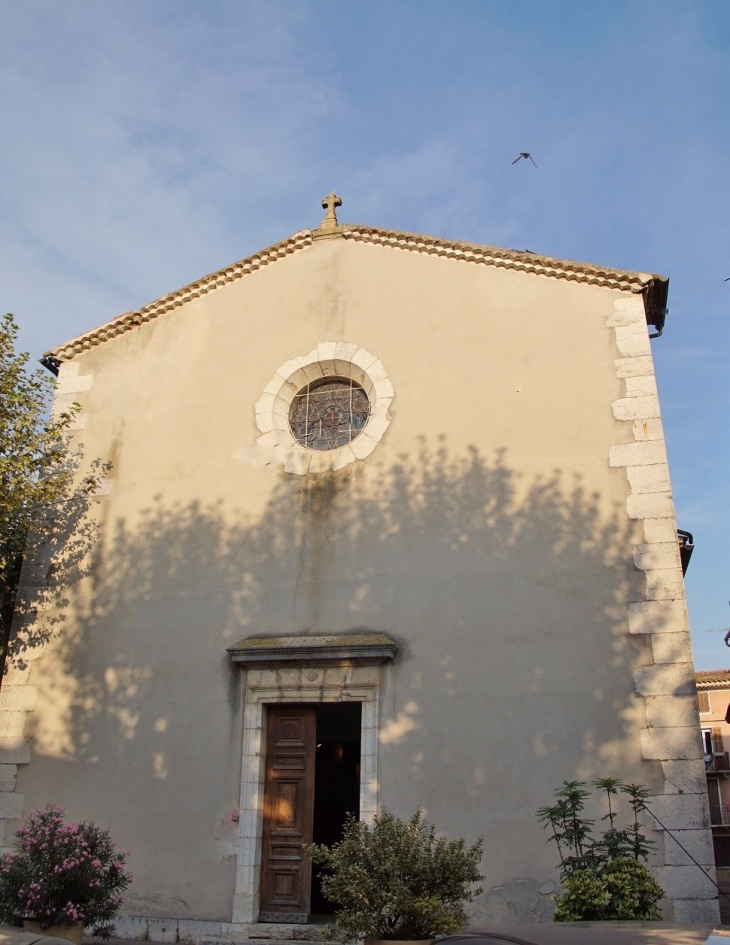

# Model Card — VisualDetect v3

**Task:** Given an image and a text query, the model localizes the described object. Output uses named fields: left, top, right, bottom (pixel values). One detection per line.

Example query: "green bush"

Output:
left=537, top=779, right=664, bottom=922
left=308, top=808, right=483, bottom=941
left=553, top=858, right=663, bottom=922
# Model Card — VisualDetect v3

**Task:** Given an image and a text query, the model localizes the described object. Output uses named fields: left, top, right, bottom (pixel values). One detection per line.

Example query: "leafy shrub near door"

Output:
left=308, top=808, right=484, bottom=941
left=536, top=779, right=665, bottom=921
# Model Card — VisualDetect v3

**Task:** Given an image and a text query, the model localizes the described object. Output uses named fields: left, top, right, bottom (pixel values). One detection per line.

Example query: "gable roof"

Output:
left=696, top=669, right=730, bottom=690
left=41, top=223, right=669, bottom=372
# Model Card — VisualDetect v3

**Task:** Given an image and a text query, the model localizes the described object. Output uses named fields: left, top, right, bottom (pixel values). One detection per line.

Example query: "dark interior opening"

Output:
left=310, top=702, right=361, bottom=917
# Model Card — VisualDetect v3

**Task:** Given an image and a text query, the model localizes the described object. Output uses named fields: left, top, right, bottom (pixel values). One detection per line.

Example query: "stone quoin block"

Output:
left=650, top=632, right=693, bottom=666
left=643, top=518, right=682, bottom=544
left=632, top=418, right=665, bottom=441
left=609, top=440, right=667, bottom=468
left=614, top=355, right=654, bottom=377
left=0, top=687, right=37, bottom=712
left=634, top=663, right=695, bottom=697
left=612, top=395, right=661, bottom=422
left=626, top=493, right=675, bottom=520
left=627, top=464, right=672, bottom=496
left=644, top=568, right=686, bottom=601
left=641, top=727, right=702, bottom=761
left=653, top=864, right=716, bottom=899
left=660, top=760, right=709, bottom=795
left=614, top=327, right=652, bottom=358
left=0, top=792, right=24, bottom=819
left=672, top=898, right=721, bottom=924
left=644, top=693, right=698, bottom=728
left=632, top=542, right=680, bottom=571
left=628, top=599, right=689, bottom=635
left=0, top=739, right=31, bottom=765
left=661, top=829, right=716, bottom=868
left=624, top=375, right=659, bottom=398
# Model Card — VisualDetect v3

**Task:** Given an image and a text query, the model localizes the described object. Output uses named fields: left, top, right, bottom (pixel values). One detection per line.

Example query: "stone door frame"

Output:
left=231, top=663, right=381, bottom=924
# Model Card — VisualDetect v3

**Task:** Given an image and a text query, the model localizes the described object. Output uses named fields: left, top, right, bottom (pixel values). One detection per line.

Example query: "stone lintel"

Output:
left=227, top=631, right=398, bottom=666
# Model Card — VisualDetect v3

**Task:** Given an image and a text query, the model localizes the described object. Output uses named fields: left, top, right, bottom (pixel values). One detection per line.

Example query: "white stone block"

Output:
left=2, top=666, right=30, bottom=687
left=609, top=440, right=667, bottom=467
left=0, top=713, right=27, bottom=739
left=612, top=395, right=661, bottom=422
left=373, top=377, right=395, bottom=400
left=58, top=361, right=81, bottom=378
left=614, top=325, right=652, bottom=357
left=178, top=920, right=223, bottom=941
left=645, top=568, right=686, bottom=601
left=614, top=296, right=646, bottom=317
left=633, top=542, right=680, bottom=572
left=284, top=451, right=312, bottom=476
left=614, top=355, right=654, bottom=378
left=625, top=375, right=658, bottom=398
left=627, top=492, right=675, bottom=520
left=644, top=693, right=697, bottom=727
left=333, top=341, right=359, bottom=361
left=57, top=374, right=93, bottom=393
left=147, top=918, right=179, bottom=943
left=256, top=431, right=279, bottom=449
left=0, top=792, right=24, bottom=818
left=67, top=413, right=88, bottom=430
left=641, top=727, right=702, bottom=761
left=296, top=359, right=325, bottom=383
left=0, top=688, right=36, bottom=712
left=364, top=415, right=390, bottom=440
left=661, top=829, right=715, bottom=868
left=634, top=663, right=695, bottom=697
left=315, top=342, right=337, bottom=362
left=632, top=418, right=665, bottom=441
left=653, top=864, right=716, bottom=898
left=350, top=435, right=375, bottom=459
left=650, top=632, right=693, bottom=666
left=627, top=464, right=671, bottom=495
left=366, top=359, right=388, bottom=383
left=351, top=347, right=378, bottom=372
left=643, top=518, right=680, bottom=544
left=0, top=765, right=17, bottom=792
left=0, top=739, right=30, bottom=765
left=661, top=760, right=708, bottom=795
left=112, top=916, right=149, bottom=940
left=672, top=897, right=720, bottom=924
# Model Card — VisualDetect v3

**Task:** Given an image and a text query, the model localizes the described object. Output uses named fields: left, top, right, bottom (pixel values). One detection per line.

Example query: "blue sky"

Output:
left=0, top=1, right=727, bottom=667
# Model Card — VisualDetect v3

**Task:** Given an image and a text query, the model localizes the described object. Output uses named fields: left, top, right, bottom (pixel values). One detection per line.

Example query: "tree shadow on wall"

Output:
left=24, top=438, right=667, bottom=921
left=30, top=437, right=655, bottom=773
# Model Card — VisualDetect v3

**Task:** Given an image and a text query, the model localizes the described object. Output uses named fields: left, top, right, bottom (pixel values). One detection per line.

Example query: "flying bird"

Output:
left=512, top=152, right=537, bottom=167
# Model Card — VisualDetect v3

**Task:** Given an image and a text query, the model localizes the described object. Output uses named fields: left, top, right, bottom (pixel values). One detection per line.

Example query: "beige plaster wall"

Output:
left=7, top=234, right=714, bottom=927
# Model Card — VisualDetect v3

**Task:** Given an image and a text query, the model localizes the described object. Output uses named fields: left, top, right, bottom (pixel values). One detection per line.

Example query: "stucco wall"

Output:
left=6, top=233, right=716, bottom=927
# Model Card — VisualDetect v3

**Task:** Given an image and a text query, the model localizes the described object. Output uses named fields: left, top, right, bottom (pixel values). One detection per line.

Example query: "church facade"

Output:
left=0, top=196, right=719, bottom=934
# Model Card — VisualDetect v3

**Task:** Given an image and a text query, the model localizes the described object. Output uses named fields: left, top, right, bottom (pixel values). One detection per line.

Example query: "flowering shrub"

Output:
left=0, top=805, right=131, bottom=939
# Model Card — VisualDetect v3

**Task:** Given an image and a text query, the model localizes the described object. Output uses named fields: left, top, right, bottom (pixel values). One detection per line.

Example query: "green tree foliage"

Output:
left=537, top=778, right=664, bottom=922
left=308, top=808, right=484, bottom=941
left=0, top=314, right=102, bottom=676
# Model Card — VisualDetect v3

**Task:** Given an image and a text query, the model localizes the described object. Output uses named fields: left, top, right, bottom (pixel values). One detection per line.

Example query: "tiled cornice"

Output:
left=43, top=229, right=313, bottom=366
left=43, top=224, right=668, bottom=366
left=342, top=224, right=666, bottom=305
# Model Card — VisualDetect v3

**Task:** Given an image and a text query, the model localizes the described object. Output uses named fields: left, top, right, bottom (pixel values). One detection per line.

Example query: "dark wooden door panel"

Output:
left=259, top=706, right=315, bottom=923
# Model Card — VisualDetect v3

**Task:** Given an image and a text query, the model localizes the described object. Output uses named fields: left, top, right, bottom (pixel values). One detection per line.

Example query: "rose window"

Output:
left=289, top=378, right=370, bottom=451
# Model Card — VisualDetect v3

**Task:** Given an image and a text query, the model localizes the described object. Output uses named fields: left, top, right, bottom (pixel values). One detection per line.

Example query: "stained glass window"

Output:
left=289, top=378, right=370, bottom=451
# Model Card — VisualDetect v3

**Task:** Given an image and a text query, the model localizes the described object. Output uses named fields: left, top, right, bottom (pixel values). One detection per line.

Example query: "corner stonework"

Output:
left=608, top=296, right=718, bottom=923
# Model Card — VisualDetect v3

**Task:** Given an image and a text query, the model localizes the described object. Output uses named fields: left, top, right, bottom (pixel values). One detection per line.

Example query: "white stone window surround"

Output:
left=255, top=342, right=394, bottom=475
left=231, top=664, right=381, bottom=925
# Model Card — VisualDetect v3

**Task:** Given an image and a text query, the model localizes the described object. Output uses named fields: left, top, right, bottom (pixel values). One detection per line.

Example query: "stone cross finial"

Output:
left=320, top=192, right=342, bottom=230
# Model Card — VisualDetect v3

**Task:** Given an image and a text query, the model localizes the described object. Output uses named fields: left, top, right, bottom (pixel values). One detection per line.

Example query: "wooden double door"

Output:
left=259, top=703, right=361, bottom=923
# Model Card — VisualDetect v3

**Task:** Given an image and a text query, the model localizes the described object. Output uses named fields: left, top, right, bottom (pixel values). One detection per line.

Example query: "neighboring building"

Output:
left=696, top=669, right=730, bottom=921
left=0, top=195, right=719, bottom=935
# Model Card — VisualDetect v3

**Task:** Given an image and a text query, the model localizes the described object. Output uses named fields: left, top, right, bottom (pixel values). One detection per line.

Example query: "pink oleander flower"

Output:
left=0, top=805, right=132, bottom=941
